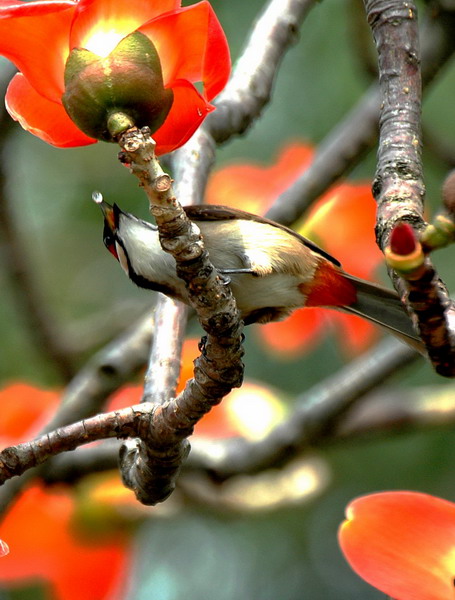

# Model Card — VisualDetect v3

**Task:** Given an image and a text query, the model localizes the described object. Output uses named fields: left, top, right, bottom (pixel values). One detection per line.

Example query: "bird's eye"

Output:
left=115, top=242, right=129, bottom=275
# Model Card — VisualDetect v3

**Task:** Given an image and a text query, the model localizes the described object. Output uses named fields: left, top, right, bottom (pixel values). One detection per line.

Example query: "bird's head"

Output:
left=93, top=192, right=183, bottom=298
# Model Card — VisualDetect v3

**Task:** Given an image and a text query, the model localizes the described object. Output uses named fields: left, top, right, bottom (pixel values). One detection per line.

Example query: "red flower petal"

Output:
left=71, top=0, right=179, bottom=52
left=153, top=78, right=214, bottom=155
left=0, top=0, right=74, bottom=16
left=140, top=1, right=230, bottom=100
left=6, top=73, right=96, bottom=147
left=339, top=491, right=455, bottom=600
left=0, top=0, right=76, bottom=100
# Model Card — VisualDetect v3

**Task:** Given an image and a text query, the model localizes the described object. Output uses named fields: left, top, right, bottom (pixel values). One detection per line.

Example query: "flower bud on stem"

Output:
left=384, top=222, right=425, bottom=279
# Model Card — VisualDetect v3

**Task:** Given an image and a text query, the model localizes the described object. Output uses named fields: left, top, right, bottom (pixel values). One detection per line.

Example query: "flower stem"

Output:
left=107, top=111, right=135, bottom=139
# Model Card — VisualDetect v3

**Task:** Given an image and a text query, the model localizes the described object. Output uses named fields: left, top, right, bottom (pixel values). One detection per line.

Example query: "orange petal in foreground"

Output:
left=339, top=491, right=455, bottom=600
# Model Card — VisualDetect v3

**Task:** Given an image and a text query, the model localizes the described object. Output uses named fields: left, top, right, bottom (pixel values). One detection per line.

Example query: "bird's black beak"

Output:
left=93, top=192, right=120, bottom=259
left=93, top=191, right=117, bottom=232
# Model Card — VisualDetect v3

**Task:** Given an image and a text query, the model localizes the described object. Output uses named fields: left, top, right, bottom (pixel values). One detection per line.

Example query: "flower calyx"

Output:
left=62, top=31, right=173, bottom=142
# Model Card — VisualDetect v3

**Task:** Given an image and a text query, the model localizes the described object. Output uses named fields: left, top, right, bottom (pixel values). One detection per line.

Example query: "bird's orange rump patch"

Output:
left=300, top=263, right=357, bottom=308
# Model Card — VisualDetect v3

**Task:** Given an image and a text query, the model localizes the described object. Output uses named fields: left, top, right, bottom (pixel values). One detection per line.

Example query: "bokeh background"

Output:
left=1, top=0, right=455, bottom=598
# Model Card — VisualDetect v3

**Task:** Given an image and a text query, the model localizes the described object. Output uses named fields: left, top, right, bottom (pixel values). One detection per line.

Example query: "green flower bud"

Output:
left=62, top=31, right=173, bottom=142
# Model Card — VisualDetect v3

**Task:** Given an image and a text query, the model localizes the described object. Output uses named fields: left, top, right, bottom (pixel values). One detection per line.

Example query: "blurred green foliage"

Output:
left=2, top=0, right=455, bottom=599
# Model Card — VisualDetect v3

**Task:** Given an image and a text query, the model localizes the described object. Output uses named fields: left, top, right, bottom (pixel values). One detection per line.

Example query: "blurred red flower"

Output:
left=205, top=142, right=384, bottom=356
left=339, top=491, right=455, bottom=600
left=0, top=0, right=229, bottom=153
left=0, top=383, right=129, bottom=599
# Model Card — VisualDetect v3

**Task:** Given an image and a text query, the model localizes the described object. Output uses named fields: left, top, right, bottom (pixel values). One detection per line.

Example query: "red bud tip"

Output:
left=390, top=222, right=417, bottom=255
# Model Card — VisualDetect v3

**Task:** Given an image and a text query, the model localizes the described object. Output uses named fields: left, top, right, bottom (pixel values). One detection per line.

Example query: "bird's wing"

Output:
left=183, top=204, right=341, bottom=267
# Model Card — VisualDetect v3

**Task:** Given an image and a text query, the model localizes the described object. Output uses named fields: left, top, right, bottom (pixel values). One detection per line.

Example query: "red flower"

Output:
left=0, top=0, right=230, bottom=154
left=206, top=143, right=314, bottom=214
left=205, top=142, right=384, bottom=356
left=0, top=383, right=130, bottom=599
left=339, top=491, right=455, bottom=600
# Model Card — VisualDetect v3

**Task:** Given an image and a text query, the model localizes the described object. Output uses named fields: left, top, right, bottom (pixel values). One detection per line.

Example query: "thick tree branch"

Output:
left=364, top=0, right=455, bottom=376
left=113, top=127, right=244, bottom=504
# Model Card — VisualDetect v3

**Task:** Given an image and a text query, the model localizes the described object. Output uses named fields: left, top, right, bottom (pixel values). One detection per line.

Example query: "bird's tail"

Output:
left=341, top=274, right=425, bottom=355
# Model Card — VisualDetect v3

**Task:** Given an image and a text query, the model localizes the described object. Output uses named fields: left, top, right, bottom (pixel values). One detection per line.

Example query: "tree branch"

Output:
left=0, top=338, right=418, bottom=489
left=113, top=127, right=244, bottom=504
left=142, top=296, right=188, bottom=405
left=43, top=369, right=455, bottom=486
left=364, top=0, right=455, bottom=376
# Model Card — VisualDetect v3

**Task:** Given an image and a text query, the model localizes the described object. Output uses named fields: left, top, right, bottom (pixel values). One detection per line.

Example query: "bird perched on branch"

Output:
left=95, top=195, right=424, bottom=354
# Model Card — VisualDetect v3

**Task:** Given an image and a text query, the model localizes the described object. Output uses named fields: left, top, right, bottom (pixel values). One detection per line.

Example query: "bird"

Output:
left=94, top=193, right=424, bottom=354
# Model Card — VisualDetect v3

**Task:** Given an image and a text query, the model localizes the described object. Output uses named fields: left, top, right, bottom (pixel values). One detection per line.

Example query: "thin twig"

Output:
left=0, top=402, right=157, bottom=483
left=206, top=0, right=317, bottom=142
left=142, top=296, right=188, bottom=405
